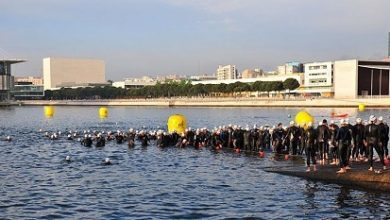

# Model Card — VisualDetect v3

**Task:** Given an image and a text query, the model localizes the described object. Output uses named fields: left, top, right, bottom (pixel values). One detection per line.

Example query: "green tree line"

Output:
left=44, top=78, right=300, bottom=100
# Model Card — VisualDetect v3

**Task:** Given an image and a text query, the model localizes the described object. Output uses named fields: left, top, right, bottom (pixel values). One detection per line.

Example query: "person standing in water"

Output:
left=304, top=122, right=317, bottom=172
left=335, top=119, right=352, bottom=174
left=364, top=115, right=386, bottom=171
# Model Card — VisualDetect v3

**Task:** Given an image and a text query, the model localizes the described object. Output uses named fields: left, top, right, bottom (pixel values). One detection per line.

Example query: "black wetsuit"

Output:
left=317, top=124, right=330, bottom=161
left=243, top=130, right=251, bottom=152
left=378, top=122, right=389, bottom=158
left=329, top=124, right=339, bottom=161
left=95, top=136, right=105, bottom=147
left=304, top=127, right=317, bottom=167
left=365, top=123, right=385, bottom=168
left=116, top=134, right=124, bottom=144
left=83, top=137, right=93, bottom=147
left=272, top=128, right=285, bottom=154
left=251, top=129, right=259, bottom=152
left=336, top=125, right=352, bottom=168
left=353, top=123, right=365, bottom=158
left=139, top=134, right=149, bottom=147
left=285, top=125, right=301, bottom=155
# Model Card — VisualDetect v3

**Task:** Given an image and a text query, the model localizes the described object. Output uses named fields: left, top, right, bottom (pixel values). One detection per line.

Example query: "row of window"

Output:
left=308, top=65, right=328, bottom=70
left=308, top=72, right=328, bottom=76
left=310, top=79, right=327, bottom=84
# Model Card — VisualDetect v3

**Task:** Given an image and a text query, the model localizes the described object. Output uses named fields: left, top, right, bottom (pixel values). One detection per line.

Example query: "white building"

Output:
left=113, top=76, right=157, bottom=89
left=43, top=57, right=105, bottom=90
left=192, top=74, right=303, bottom=86
left=304, top=61, right=333, bottom=87
left=216, top=65, right=238, bottom=80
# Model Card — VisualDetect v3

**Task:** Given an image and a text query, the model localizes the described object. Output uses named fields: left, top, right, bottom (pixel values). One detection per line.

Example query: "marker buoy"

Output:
left=259, top=151, right=265, bottom=158
left=99, top=107, right=108, bottom=119
left=384, top=158, right=390, bottom=166
left=44, top=106, right=55, bottom=118
left=295, top=111, right=314, bottom=129
left=167, top=114, right=187, bottom=133
left=358, top=103, right=365, bottom=112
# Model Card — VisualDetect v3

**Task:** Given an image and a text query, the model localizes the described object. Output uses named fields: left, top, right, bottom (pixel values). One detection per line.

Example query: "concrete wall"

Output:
left=334, top=59, right=358, bottom=98
left=43, top=57, right=105, bottom=90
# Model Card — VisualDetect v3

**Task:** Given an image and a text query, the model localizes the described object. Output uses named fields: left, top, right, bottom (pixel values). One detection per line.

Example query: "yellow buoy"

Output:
left=167, top=114, right=187, bottom=133
left=358, top=103, right=365, bottom=112
left=99, top=107, right=108, bottom=119
left=295, top=111, right=314, bottom=129
left=44, top=106, right=55, bottom=118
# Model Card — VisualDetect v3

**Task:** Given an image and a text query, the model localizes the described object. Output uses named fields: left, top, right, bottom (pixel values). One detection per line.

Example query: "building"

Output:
left=43, top=57, right=105, bottom=90
left=112, top=76, right=157, bottom=89
left=277, top=62, right=303, bottom=75
left=216, top=65, right=238, bottom=80
left=190, top=74, right=217, bottom=81
left=241, top=69, right=263, bottom=79
left=14, top=76, right=43, bottom=85
left=0, top=59, right=25, bottom=101
left=12, top=82, right=44, bottom=100
left=192, top=74, right=303, bottom=86
left=304, top=61, right=333, bottom=87
left=334, top=59, right=390, bottom=98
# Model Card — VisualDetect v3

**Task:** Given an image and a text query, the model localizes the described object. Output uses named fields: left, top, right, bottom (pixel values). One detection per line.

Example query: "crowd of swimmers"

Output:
left=2, top=115, right=389, bottom=172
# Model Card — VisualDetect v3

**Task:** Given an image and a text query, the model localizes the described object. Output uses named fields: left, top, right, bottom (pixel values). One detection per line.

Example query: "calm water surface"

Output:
left=0, top=106, right=389, bottom=219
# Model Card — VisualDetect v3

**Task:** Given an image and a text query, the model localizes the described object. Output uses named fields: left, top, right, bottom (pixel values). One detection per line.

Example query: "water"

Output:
left=0, top=106, right=389, bottom=219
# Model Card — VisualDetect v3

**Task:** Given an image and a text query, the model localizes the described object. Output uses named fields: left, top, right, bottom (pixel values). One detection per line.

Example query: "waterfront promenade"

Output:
left=13, top=97, right=390, bottom=108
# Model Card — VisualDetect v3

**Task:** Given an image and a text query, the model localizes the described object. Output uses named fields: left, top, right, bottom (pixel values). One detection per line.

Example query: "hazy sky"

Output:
left=1, top=0, right=390, bottom=80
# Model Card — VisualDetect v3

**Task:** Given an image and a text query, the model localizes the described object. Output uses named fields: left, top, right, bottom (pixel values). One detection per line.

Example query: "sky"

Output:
left=1, top=0, right=390, bottom=80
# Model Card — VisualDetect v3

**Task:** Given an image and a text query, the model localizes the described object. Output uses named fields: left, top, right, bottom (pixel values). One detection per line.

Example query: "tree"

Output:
left=283, top=78, right=300, bottom=90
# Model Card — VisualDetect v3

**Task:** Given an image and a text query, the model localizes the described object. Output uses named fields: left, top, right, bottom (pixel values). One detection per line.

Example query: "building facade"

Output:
left=12, top=83, right=44, bottom=100
left=216, top=65, right=237, bottom=80
left=113, top=76, right=157, bottom=89
left=304, top=61, right=333, bottom=87
left=43, top=57, right=105, bottom=90
left=334, top=59, right=390, bottom=98
left=241, top=69, right=263, bottom=79
left=277, top=62, right=303, bottom=75
left=15, top=76, right=43, bottom=85
left=0, top=59, right=25, bottom=101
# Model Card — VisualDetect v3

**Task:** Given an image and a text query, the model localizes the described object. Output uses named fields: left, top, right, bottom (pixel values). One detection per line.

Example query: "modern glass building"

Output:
left=0, top=59, right=25, bottom=101
left=12, top=82, right=44, bottom=100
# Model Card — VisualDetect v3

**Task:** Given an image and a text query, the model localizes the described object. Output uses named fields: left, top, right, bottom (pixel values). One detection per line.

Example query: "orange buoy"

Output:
left=385, top=158, right=390, bottom=166
left=285, top=154, right=290, bottom=160
left=259, top=151, right=265, bottom=158
left=235, top=148, right=240, bottom=153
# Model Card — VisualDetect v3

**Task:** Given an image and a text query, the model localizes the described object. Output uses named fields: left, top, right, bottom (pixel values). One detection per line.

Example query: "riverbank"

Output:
left=11, top=97, right=390, bottom=108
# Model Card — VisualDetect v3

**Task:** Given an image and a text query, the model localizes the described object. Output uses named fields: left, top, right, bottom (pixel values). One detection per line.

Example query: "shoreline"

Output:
left=8, top=97, right=390, bottom=108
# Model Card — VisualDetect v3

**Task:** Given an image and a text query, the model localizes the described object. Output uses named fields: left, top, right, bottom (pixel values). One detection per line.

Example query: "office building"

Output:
left=277, top=62, right=303, bottom=75
left=241, top=69, right=263, bottom=79
left=12, top=82, right=44, bottom=100
left=0, top=59, right=25, bottom=101
left=43, top=57, right=105, bottom=90
left=304, top=61, right=333, bottom=87
left=15, top=76, right=43, bottom=85
left=216, top=65, right=238, bottom=80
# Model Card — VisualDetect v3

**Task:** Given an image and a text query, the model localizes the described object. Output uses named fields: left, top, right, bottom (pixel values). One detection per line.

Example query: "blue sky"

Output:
left=1, top=0, right=390, bottom=80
